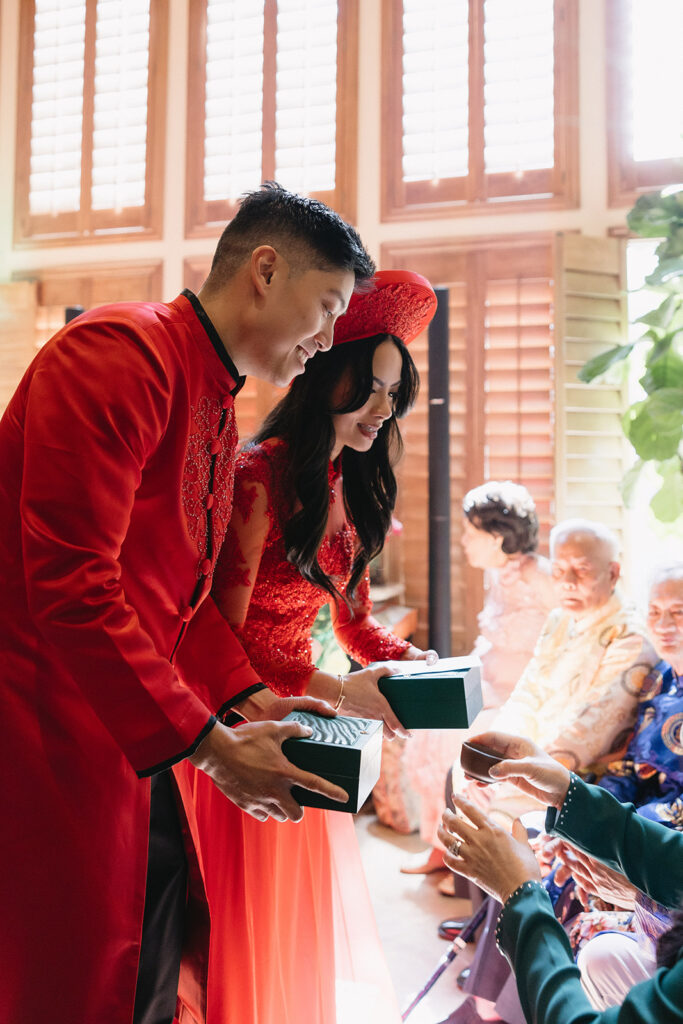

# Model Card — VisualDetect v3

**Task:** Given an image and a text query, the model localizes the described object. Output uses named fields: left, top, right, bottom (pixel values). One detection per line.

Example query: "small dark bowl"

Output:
left=460, top=741, right=504, bottom=784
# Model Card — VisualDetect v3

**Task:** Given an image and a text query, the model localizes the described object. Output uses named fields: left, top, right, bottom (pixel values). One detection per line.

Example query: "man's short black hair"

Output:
left=206, top=182, right=375, bottom=287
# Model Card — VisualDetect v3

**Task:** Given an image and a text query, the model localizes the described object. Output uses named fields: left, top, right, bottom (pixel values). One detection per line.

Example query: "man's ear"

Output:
left=608, top=561, right=621, bottom=588
left=250, top=245, right=280, bottom=296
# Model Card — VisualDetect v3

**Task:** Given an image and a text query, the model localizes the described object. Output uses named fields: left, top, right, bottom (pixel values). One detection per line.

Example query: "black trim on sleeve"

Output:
left=217, top=683, right=268, bottom=725
left=136, top=715, right=218, bottom=778
left=181, top=289, right=246, bottom=395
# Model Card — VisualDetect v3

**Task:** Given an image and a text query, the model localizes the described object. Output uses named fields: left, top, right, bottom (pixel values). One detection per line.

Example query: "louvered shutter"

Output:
left=383, top=0, right=577, bottom=217
left=91, top=1, right=151, bottom=211
left=203, top=1, right=265, bottom=203
left=483, top=261, right=554, bottom=548
left=27, top=0, right=86, bottom=219
left=274, top=0, right=338, bottom=192
left=401, top=0, right=469, bottom=184
left=187, top=0, right=356, bottom=232
left=553, top=233, right=630, bottom=542
left=16, top=0, right=163, bottom=242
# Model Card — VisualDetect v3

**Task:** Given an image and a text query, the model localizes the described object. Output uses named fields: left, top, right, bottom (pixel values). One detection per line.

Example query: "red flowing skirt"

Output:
left=187, top=767, right=401, bottom=1024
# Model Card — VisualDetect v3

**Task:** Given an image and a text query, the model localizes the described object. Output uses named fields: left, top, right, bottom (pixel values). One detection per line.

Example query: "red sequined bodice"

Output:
left=212, top=439, right=409, bottom=695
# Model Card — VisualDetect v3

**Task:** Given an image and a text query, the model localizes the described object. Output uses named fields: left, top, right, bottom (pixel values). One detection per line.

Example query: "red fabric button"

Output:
left=180, top=605, right=193, bottom=622
left=222, top=395, right=231, bottom=409
left=207, top=439, right=221, bottom=455
left=206, top=493, right=214, bottom=509
left=200, top=558, right=212, bottom=576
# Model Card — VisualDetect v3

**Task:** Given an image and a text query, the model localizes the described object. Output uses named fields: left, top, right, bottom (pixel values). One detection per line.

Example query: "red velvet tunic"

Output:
left=0, top=291, right=261, bottom=1024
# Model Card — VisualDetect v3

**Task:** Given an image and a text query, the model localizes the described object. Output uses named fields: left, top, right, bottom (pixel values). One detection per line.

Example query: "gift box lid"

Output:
left=281, top=711, right=383, bottom=780
left=373, top=656, right=483, bottom=729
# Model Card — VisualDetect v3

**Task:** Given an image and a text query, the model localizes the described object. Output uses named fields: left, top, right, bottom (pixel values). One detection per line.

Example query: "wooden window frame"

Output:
left=12, top=260, right=164, bottom=308
left=14, top=0, right=167, bottom=248
left=185, top=0, right=358, bottom=238
left=606, top=0, right=683, bottom=209
left=381, top=0, right=579, bottom=222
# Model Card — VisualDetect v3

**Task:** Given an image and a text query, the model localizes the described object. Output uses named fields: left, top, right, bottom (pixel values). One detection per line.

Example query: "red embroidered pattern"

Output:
left=212, top=440, right=409, bottom=696
left=334, top=281, right=436, bottom=345
left=181, top=396, right=238, bottom=573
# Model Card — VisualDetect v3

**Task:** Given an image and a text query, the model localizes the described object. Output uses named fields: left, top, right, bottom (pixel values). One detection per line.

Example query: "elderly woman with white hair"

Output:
left=398, top=480, right=555, bottom=871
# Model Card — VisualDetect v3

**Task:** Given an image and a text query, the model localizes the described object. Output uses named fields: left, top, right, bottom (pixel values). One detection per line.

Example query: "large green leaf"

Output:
left=636, top=293, right=681, bottom=330
left=628, top=191, right=683, bottom=237
left=640, top=334, right=683, bottom=392
left=622, top=388, right=683, bottom=460
left=646, top=257, right=683, bottom=287
left=578, top=343, right=634, bottom=383
left=657, top=224, right=683, bottom=260
left=650, top=459, right=683, bottom=523
left=619, top=458, right=645, bottom=506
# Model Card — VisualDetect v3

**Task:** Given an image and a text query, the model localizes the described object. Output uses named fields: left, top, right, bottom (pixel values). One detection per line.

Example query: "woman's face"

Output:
left=330, top=339, right=403, bottom=458
left=461, top=517, right=506, bottom=569
left=647, top=577, right=683, bottom=673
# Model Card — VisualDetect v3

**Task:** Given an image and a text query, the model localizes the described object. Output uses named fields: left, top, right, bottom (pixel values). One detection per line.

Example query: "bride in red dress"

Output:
left=188, top=272, right=437, bottom=1024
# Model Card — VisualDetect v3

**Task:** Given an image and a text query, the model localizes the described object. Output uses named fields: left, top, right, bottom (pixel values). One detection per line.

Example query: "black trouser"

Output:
left=133, top=771, right=188, bottom=1024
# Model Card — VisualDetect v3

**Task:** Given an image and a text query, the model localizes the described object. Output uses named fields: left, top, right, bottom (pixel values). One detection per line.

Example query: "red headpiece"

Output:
left=333, top=270, right=437, bottom=346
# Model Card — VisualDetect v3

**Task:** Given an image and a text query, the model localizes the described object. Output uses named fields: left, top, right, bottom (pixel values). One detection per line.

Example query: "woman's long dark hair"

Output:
left=251, top=333, right=419, bottom=604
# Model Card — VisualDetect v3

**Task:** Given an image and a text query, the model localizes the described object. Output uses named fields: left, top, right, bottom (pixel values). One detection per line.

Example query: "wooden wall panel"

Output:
left=0, top=281, right=37, bottom=415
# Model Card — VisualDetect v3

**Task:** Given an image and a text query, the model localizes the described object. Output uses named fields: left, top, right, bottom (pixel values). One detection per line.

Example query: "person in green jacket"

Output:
left=438, top=732, right=683, bottom=1023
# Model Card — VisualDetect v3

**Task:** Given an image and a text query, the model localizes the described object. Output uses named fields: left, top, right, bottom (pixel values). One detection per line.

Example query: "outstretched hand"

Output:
left=401, top=646, right=439, bottom=665
left=438, top=795, right=541, bottom=905
left=339, top=665, right=409, bottom=740
left=553, top=844, right=638, bottom=910
left=234, top=687, right=339, bottom=723
left=189, top=719, right=348, bottom=823
left=466, top=731, right=572, bottom=810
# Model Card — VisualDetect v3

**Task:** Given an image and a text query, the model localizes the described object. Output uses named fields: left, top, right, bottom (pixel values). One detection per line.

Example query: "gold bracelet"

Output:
left=333, top=673, right=345, bottom=712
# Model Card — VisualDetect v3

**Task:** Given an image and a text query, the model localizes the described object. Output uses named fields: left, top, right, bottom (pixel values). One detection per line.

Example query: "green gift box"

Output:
left=375, top=656, right=482, bottom=729
left=281, top=711, right=383, bottom=813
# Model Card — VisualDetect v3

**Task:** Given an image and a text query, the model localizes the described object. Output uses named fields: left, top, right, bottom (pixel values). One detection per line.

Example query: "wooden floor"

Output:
left=355, top=807, right=482, bottom=1024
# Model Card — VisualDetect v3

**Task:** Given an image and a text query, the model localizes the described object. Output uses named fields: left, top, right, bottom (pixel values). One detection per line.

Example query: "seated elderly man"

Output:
left=461, top=518, right=657, bottom=825
left=442, top=519, right=657, bottom=1022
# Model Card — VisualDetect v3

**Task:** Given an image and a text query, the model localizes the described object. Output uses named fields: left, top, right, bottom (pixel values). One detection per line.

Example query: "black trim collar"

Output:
left=182, top=288, right=246, bottom=397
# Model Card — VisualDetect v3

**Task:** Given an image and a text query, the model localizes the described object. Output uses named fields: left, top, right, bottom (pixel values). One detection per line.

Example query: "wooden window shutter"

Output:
left=382, top=0, right=578, bottom=220
left=552, top=233, right=630, bottom=545
left=606, top=0, right=683, bottom=208
left=15, top=0, right=166, bottom=245
left=382, top=237, right=554, bottom=652
left=482, top=250, right=555, bottom=550
left=186, top=0, right=358, bottom=236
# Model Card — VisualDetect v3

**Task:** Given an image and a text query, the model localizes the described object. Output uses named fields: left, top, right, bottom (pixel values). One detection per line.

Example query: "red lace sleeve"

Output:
left=332, top=565, right=411, bottom=666
left=211, top=442, right=322, bottom=698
